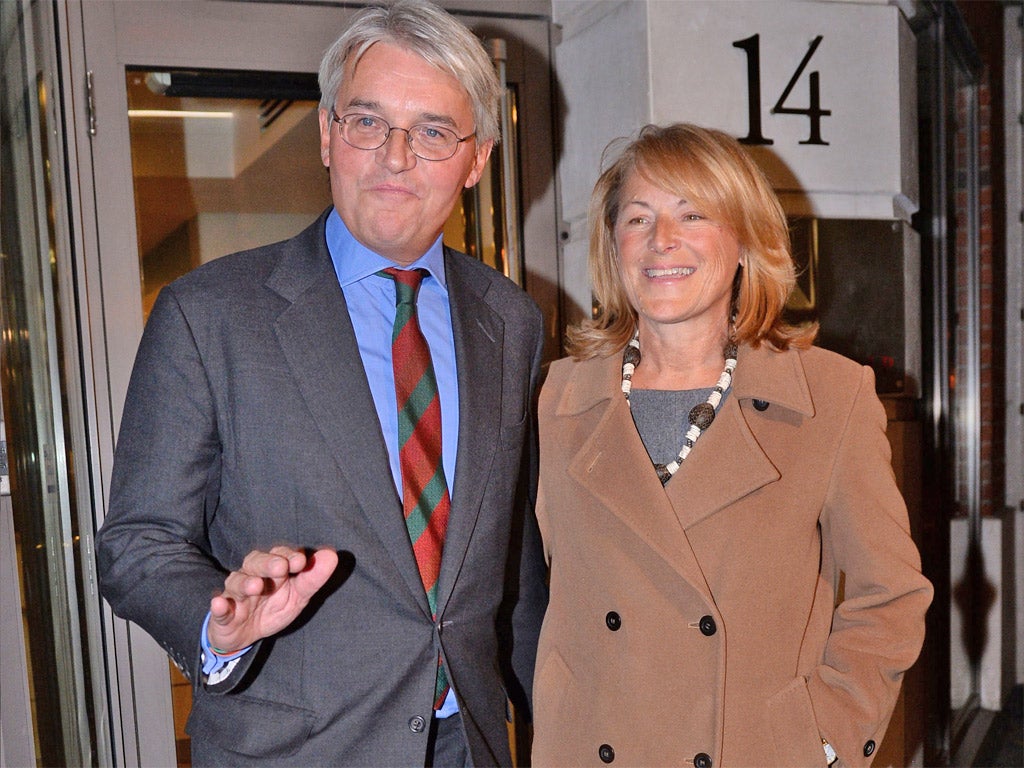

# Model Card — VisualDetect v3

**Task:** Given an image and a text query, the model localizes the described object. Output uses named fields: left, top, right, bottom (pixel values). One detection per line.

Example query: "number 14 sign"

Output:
left=733, top=33, right=829, bottom=146
left=648, top=1, right=917, bottom=220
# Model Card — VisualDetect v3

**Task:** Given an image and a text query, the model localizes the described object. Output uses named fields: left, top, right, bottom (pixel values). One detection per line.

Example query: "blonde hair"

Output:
left=568, top=123, right=816, bottom=360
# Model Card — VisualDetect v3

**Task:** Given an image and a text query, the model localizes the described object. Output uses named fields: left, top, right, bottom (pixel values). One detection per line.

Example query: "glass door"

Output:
left=125, top=68, right=328, bottom=319
left=125, top=63, right=526, bottom=764
left=69, top=2, right=557, bottom=764
left=124, top=67, right=328, bottom=766
left=916, top=4, right=984, bottom=762
left=2, top=0, right=107, bottom=764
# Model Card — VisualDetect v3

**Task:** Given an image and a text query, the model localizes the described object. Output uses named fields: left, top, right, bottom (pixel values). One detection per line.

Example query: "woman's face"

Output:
left=614, top=170, right=741, bottom=338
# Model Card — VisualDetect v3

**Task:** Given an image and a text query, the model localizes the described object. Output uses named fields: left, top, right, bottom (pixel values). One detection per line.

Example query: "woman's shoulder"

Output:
left=790, top=345, right=881, bottom=415
left=747, top=342, right=866, bottom=374
left=795, top=344, right=867, bottom=376
left=546, top=351, right=618, bottom=381
left=540, top=352, right=620, bottom=412
left=739, top=343, right=875, bottom=415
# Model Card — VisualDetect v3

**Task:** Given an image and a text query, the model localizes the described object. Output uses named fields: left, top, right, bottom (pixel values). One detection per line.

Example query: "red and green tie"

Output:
left=381, top=267, right=451, bottom=709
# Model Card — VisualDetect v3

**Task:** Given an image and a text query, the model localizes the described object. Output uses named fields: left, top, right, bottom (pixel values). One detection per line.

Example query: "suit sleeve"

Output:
left=809, top=366, right=933, bottom=766
left=96, top=286, right=228, bottom=682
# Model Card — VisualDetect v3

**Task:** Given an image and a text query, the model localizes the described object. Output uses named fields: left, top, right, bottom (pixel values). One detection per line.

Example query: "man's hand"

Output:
left=207, top=546, right=339, bottom=654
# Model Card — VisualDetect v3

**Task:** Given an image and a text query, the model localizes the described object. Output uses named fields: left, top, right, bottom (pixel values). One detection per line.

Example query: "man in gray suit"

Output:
left=95, top=2, right=547, bottom=765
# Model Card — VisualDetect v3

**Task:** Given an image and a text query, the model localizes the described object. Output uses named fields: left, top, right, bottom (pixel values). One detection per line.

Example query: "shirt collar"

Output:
left=325, top=207, right=448, bottom=291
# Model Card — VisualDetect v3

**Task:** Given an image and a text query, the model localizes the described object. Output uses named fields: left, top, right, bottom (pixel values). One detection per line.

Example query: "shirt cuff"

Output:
left=200, top=612, right=252, bottom=681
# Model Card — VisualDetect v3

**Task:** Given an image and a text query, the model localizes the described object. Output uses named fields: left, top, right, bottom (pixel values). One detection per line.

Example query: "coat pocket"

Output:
left=766, top=676, right=830, bottom=767
left=532, top=649, right=587, bottom=766
left=187, top=690, right=316, bottom=760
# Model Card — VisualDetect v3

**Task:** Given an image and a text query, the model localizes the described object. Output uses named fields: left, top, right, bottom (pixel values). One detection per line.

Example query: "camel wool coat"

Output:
left=532, top=343, right=932, bottom=768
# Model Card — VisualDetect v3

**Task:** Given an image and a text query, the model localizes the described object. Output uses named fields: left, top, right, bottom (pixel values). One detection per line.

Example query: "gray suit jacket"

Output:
left=96, top=210, right=548, bottom=766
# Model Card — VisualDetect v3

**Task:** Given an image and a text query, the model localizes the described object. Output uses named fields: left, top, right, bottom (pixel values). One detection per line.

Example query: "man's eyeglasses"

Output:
left=330, top=110, right=476, bottom=161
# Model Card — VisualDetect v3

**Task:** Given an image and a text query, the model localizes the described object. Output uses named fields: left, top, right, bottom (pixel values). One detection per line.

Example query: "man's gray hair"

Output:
left=319, top=0, right=502, bottom=144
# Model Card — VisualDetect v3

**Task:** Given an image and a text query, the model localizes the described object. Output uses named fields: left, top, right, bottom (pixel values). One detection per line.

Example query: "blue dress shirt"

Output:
left=326, top=210, right=460, bottom=499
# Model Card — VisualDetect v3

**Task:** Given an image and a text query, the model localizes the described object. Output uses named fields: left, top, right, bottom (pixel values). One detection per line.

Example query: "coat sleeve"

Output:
left=95, top=286, right=228, bottom=682
left=810, top=365, right=933, bottom=767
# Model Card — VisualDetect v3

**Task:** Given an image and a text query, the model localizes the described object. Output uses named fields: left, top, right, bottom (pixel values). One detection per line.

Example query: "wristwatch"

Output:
left=822, top=739, right=838, bottom=766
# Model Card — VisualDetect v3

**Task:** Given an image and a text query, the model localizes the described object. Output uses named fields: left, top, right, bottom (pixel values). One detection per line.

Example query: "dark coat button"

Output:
left=698, top=615, right=717, bottom=636
left=408, top=715, right=426, bottom=733
left=694, top=752, right=713, bottom=768
left=863, top=740, right=876, bottom=757
left=753, top=399, right=769, bottom=411
left=599, top=744, right=615, bottom=763
left=605, top=611, right=621, bottom=631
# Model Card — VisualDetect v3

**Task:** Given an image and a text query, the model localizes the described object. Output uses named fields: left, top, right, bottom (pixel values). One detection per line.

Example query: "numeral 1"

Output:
left=733, top=34, right=773, bottom=145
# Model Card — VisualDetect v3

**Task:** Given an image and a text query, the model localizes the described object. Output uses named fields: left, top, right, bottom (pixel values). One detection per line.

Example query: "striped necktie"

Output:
left=380, top=267, right=451, bottom=709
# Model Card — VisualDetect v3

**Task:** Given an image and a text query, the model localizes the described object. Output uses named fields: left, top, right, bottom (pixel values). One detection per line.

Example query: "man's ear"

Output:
left=318, top=108, right=332, bottom=167
left=463, top=139, right=494, bottom=189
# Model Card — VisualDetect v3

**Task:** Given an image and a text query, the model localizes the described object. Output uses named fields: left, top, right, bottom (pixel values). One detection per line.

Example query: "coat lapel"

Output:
left=433, top=252, right=504, bottom=613
left=667, top=344, right=814, bottom=529
left=560, top=355, right=715, bottom=596
left=558, top=344, right=816, bottom=590
left=664, top=397, right=780, bottom=529
left=266, top=214, right=429, bottom=615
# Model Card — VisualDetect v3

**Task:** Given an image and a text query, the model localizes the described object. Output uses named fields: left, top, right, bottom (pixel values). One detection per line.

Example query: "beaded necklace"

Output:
left=621, top=329, right=738, bottom=485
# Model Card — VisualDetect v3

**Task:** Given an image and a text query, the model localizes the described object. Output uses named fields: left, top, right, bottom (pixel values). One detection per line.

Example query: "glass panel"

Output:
left=949, top=59, right=983, bottom=728
left=125, top=68, right=326, bottom=763
left=444, top=82, right=521, bottom=283
left=126, top=68, right=329, bottom=317
left=126, top=67, right=519, bottom=321
left=1, top=1, right=99, bottom=764
left=950, top=71, right=980, bottom=522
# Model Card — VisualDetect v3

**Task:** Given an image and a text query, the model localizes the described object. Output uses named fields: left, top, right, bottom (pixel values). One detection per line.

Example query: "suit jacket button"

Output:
left=605, top=611, right=622, bottom=631
left=698, top=615, right=717, bottom=636
left=409, top=715, right=426, bottom=733
left=753, top=399, right=769, bottom=411
left=599, top=744, right=615, bottom=763
left=694, top=752, right=713, bottom=768
left=863, top=740, right=876, bottom=757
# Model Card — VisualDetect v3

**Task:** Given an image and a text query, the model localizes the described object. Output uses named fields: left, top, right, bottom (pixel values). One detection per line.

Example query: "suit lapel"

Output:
left=267, top=214, right=430, bottom=614
left=434, top=253, right=503, bottom=613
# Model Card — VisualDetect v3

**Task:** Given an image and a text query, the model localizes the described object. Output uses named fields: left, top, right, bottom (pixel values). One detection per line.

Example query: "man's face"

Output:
left=318, top=42, right=493, bottom=266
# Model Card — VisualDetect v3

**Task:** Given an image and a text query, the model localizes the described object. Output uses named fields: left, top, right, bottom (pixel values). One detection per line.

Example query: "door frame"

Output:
left=63, top=1, right=558, bottom=764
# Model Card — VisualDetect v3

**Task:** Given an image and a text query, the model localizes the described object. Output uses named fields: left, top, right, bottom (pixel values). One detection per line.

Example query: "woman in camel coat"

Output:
left=532, top=124, right=932, bottom=768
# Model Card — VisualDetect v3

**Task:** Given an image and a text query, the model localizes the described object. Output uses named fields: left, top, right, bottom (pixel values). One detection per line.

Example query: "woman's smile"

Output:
left=643, top=266, right=697, bottom=278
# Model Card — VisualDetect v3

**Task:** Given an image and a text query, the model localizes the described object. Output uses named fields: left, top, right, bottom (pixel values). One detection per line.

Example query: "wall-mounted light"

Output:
left=128, top=110, right=234, bottom=119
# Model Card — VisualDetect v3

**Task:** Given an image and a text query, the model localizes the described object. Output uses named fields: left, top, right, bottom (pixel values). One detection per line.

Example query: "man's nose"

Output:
left=378, top=127, right=417, bottom=171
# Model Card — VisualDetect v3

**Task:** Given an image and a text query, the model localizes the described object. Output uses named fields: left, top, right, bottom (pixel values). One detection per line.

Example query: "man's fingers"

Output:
left=293, top=548, right=339, bottom=598
left=209, top=593, right=234, bottom=621
left=268, top=544, right=309, bottom=574
left=210, top=546, right=338, bottom=647
left=242, top=548, right=300, bottom=579
left=221, top=569, right=269, bottom=600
